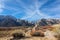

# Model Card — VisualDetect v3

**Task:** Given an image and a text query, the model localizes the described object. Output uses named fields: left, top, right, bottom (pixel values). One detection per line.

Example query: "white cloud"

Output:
left=0, top=0, right=4, bottom=13
left=0, top=4, right=3, bottom=13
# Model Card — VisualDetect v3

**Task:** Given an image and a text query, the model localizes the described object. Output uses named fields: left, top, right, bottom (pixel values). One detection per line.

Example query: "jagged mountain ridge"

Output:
left=37, top=19, right=60, bottom=26
left=0, top=15, right=60, bottom=27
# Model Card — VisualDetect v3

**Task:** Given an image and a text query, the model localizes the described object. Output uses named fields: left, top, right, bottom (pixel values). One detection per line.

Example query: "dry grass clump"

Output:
left=0, top=28, right=25, bottom=37
left=52, top=24, right=60, bottom=40
left=56, top=34, right=60, bottom=40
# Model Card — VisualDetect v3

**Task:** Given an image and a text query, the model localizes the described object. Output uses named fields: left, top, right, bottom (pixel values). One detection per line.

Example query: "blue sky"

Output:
left=0, top=0, right=60, bottom=21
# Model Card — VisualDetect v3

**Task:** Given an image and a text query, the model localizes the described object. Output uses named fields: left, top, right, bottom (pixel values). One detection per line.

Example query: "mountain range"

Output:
left=0, top=15, right=60, bottom=27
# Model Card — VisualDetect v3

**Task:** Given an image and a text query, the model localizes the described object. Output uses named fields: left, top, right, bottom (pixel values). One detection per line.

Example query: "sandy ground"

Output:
left=0, top=37, right=58, bottom=40
left=0, top=36, right=13, bottom=40
left=0, top=37, right=44, bottom=40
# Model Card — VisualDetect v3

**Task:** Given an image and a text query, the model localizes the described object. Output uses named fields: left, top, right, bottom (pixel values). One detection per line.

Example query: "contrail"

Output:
left=3, top=0, right=57, bottom=19
left=11, top=11, right=22, bottom=15
left=16, top=0, right=52, bottom=19
left=21, top=11, right=36, bottom=19
left=15, top=0, right=35, bottom=16
left=20, top=0, right=52, bottom=19
left=3, top=6, right=20, bottom=12
left=15, top=0, right=34, bottom=14
left=34, top=0, right=51, bottom=18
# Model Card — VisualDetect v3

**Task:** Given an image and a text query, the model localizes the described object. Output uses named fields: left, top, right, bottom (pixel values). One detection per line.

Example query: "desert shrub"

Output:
left=52, top=24, right=60, bottom=40
left=12, top=33, right=25, bottom=39
left=56, top=34, right=60, bottom=40
left=32, top=32, right=44, bottom=37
